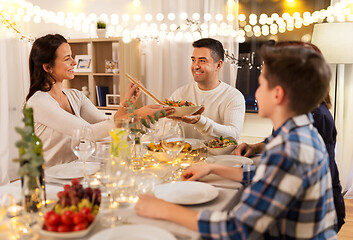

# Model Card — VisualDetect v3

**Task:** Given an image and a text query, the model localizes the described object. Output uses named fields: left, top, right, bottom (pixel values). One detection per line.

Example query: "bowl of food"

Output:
left=205, top=136, right=237, bottom=155
left=39, top=178, right=100, bottom=238
left=146, top=141, right=191, bottom=162
left=163, top=99, right=203, bottom=117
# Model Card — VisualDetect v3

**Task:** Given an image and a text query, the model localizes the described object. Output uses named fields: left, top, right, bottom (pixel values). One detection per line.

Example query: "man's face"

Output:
left=190, top=47, right=221, bottom=84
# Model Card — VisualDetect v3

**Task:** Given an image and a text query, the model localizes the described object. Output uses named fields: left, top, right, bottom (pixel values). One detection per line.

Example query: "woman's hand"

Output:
left=168, top=106, right=205, bottom=124
left=121, top=82, right=141, bottom=106
left=133, top=105, right=174, bottom=119
left=181, top=164, right=212, bottom=181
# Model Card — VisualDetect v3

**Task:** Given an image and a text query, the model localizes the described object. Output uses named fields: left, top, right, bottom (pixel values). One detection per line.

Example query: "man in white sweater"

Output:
left=170, top=38, right=245, bottom=140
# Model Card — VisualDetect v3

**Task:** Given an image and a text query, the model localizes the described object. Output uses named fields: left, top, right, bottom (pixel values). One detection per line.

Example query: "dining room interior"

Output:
left=1, top=0, right=353, bottom=239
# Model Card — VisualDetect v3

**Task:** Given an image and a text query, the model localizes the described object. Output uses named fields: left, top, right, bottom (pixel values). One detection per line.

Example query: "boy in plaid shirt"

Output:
left=135, top=46, right=337, bottom=239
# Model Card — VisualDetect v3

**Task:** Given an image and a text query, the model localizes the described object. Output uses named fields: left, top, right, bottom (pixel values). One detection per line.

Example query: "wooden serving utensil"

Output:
left=125, top=73, right=166, bottom=105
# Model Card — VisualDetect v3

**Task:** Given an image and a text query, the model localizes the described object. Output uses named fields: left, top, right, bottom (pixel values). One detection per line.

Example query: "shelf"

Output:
left=93, top=73, right=120, bottom=76
left=97, top=106, right=119, bottom=110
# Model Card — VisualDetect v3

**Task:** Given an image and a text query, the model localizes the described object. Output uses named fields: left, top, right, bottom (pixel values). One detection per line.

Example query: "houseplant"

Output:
left=96, top=21, right=107, bottom=38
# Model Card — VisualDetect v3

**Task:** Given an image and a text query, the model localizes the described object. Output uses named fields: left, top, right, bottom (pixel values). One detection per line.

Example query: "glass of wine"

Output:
left=160, top=120, right=185, bottom=182
left=71, top=126, right=95, bottom=187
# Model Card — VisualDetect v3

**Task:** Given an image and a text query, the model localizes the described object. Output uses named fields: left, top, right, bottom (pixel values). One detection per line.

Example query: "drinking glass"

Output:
left=160, top=120, right=185, bottom=182
left=71, top=126, right=95, bottom=187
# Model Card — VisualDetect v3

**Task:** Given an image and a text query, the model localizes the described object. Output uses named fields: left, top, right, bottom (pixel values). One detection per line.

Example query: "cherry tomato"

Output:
left=80, top=207, right=91, bottom=215
left=47, top=213, right=61, bottom=226
left=44, top=210, right=55, bottom=221
left=73, top=223, right=87, bottom=231
left=61, top=210, right=74, bottom=226
left=86, top=213, right=95, bottom=223
left=57, top=225, right=71, bottom=232
left=45, top=225, right=58, bottom=232
left=73, top=213, right=84, bottom=225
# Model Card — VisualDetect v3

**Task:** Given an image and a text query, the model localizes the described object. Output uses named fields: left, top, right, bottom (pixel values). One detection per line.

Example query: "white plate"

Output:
left=154, top=181, right=218, bottom=205
left=206, top=155, right=253, bottom=166
left=39, top=215, right=97, bottom=239
left=89, top=224, right=176, bottom=240
left=45, top=162, right=100, bottom=179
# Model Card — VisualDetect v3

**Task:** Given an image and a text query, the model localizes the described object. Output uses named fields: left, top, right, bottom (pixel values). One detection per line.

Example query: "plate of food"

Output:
left=154, top=181, right=218, bottom=205
left=145, top=141, right=191, bottom=162
left=205, top=136, right=238, bottom=155
left=39, top=178, right=101, bottom=238
left=163, top=99, right=203, bottom=117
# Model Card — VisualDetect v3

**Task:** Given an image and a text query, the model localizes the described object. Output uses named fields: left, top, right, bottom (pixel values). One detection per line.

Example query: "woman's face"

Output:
left=49, top=43, right=76, bottom=82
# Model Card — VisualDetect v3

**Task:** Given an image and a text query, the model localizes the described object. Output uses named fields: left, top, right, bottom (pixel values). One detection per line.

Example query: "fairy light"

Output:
left=204, top=13, right=212, bottom=21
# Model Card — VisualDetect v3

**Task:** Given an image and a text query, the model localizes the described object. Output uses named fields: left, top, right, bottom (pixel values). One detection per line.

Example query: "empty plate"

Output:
left=89, top=224, right=176, bottom=240
left=154, top=181, right=218, bottom=205
left=45, top=162, right=100, bottom=179
left=206, top=155, right=253, bottom=166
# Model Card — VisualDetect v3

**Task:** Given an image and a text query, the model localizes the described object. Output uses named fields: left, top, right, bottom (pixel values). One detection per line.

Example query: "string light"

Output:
left=1, top=0, right=353, bottom=44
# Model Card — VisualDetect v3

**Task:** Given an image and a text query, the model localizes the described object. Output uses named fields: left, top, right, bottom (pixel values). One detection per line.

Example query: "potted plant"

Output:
left=96, top=21, right=107, bottom=38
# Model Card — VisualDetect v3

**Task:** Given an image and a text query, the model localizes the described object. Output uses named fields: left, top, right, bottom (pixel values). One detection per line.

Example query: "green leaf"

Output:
left=127, top=109, right=134, bottom=113
left=161, top=109, right=166, bottom=117
left=147, top=115, right=155, bottom=124
left=141, top=119, right=150, bottom=128
left=154, top=111, right=160, bottom=121
left=15, top=140, right=28, bottom=149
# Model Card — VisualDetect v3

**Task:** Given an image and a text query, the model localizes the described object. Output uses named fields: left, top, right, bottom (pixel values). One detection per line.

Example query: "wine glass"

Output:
left=71, top=126, right=95, bottom=187
left=160, top=120, right=185, bottom=182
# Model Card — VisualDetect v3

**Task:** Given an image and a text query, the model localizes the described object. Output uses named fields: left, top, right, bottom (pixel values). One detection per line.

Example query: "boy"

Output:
left=135, top=46, right=337, bottom=239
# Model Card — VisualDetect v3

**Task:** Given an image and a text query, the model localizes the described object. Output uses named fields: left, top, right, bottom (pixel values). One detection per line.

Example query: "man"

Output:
left=170, top=38, right=245, bottom=140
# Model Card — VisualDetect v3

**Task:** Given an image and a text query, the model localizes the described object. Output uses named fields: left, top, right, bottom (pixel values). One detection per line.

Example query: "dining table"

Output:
left=0, top=154, right=261, bottom=240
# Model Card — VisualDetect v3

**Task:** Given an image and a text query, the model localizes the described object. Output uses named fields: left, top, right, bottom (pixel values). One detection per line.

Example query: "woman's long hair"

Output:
left=26, top=34, right=67, bottom=101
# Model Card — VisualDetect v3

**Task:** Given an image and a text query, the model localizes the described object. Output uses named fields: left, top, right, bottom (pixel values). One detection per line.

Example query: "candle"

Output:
left=7, top=205, right=23, bottom=218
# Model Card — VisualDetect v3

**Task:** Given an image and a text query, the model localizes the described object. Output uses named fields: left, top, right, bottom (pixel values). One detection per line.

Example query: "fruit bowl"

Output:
left=40, top=178, right=101, bottom=237
left=39, top=216, right=98, bottom=239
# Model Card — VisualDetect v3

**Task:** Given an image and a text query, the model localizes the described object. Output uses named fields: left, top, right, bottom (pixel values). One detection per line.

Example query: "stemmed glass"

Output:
left=160, top=120, right=185, bottom=182
left=71, top=126, right=95, bottom=187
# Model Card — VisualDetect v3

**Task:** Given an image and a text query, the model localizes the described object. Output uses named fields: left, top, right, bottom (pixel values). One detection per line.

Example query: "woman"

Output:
left=26, top=34, right=173, bottom=167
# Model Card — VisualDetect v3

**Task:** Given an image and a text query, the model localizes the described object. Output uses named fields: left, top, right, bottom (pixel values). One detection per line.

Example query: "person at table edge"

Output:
left=26, top=34, right=174, bottom=167
left=169, top=38, right=245, bottom=141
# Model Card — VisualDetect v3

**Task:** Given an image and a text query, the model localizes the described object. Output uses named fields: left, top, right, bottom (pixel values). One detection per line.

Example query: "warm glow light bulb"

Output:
left=180, top=12, right=187, bottom=20
left=168, top=13, right=175, bottom=21
left=145, top=14, right=152, bottom=21
left=192, top=13, right=200, bottom=20
left=215, top=13, right=223, bottom=21
left=204, top=13, right=212, bottom=21
left=286, top=0, right=294, bottom=3
left=227, top=0, right=236, bottom=8
left=238, top=14, right=246, bottom=21
left=156, top=13, right=164, bottom=21
left=227, top=14, right=234, bottom=21
left=122, top=14, right=129, bottom=22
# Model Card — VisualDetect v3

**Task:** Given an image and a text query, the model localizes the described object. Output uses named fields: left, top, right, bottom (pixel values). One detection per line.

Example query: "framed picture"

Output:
left=106, top=94, right=120, bottom=107
left=75, top=55, right=92, bottom=72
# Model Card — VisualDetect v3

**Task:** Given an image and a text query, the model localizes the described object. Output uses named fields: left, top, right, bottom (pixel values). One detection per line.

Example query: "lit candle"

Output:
left=7, top=205, right=23, bottom=218
left=9, top=215, right=33, bottom=240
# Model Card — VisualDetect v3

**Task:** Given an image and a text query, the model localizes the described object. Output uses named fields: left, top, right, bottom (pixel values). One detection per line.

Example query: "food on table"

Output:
left=163, top=99, right=195, bottom=107
left=148, top=142, right=191, bottom=153
left=206, top=136, right=237, bottom=148
left=43, top=178, right=100, bottom=233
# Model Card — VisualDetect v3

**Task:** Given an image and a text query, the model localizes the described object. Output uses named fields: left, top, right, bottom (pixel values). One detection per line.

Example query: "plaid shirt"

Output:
left=198, top=114, right=337, bottom=239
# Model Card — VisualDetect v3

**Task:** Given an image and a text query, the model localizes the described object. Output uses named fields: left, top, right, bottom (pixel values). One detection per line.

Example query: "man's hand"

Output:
left=168, top=106, right=205, bottom=124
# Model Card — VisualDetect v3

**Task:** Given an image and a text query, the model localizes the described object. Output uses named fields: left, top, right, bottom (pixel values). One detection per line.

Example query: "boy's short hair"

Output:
left=260, top=46, right=331, bottom=114
left=192, top=38, right=224, bottom=62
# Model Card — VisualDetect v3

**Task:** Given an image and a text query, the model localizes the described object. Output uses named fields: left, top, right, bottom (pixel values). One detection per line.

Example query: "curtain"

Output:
left=139, top=0, right=239, bottom=104
left=0, top=36, right=31, bottom=185
left=335, top=64, right=353, bottom=198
